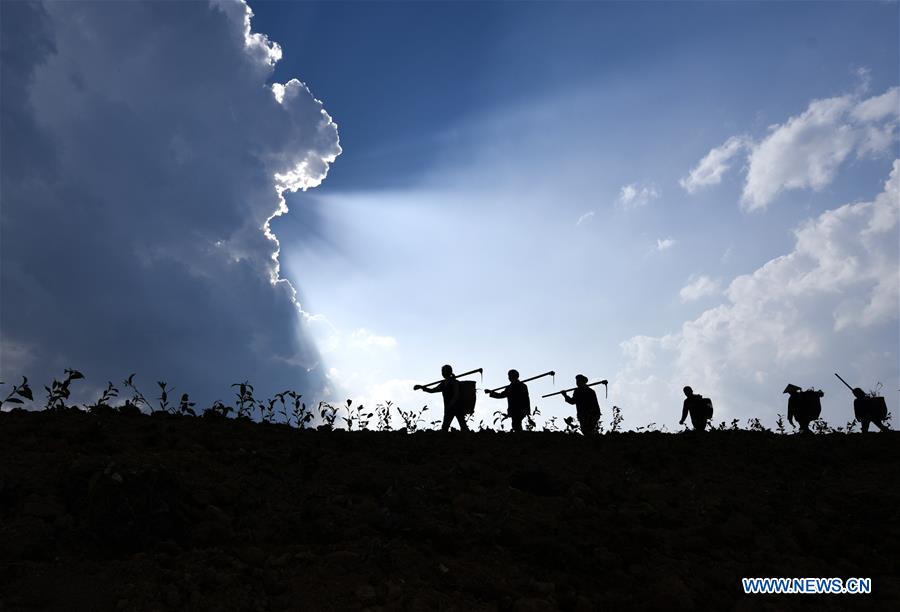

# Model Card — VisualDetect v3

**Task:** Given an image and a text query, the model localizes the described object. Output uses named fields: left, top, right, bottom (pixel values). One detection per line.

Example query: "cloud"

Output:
left=0, top=1, right=341, bottom=405
left=349, top=328, right=398, bottom=349
left=615, top=161, right=899, bottom=425
left=617, top=183, right=659, bottom=209
left=576, top=211, right=596, bottom=226
left=679, top=136, right=748, bottom=193
left=679, top=275, right=721, bottom=302
left=656, top=237, right=677, bottom=252
left=681, top=87, right=899, bottom=211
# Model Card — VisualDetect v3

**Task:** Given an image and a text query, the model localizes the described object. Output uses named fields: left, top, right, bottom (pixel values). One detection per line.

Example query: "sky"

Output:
left=1, top=1, right=898, bottom=430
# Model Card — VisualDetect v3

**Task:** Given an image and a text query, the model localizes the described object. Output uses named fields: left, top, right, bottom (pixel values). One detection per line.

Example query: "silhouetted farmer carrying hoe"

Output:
left=485, top=369, right=531, bottom=432
left=783, top=383, right=823, bottom=433
left=680, top=386, right=713, bottom=432
left=414, top=365, right=469, bottom=432
left=560, top=375, right=602, bottom=436
left=835, top=373, right=890, bottom=433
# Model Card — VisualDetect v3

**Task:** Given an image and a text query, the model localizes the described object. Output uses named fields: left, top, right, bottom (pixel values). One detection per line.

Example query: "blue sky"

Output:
left=254, top=1, right=899, bottom=427
left=1, top=1, right=897, bottom=429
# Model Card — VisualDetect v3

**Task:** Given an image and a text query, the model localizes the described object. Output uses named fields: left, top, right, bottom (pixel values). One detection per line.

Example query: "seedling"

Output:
left=231, top=381, right=256, bottom=419
left=775, top=413, right=786, bottom=434
left=178, top=393, right=196, bottom=417
left=43, top=369, right=84, bottom=411
left=375, top=401, right=393, bottom=431
left=746, top=418, right=768, bottom=432
left=156, top=381, right=175, bottom=413
left=342, top=399, right=373, bottom=431
left=123, top=374, right=152, bottom=414
left=0, top=377, right=33, bottom=411
left=395, top=404, right=429, bottom=433
left=318, top=401, right=338, bottom=430
left=610, top=406, right=623, bottom=433
left=563, top=416, right=581, bottom=435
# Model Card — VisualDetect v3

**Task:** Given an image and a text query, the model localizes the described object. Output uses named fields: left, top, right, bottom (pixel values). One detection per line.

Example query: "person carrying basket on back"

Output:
left=415, top=364, right=469, bottom=432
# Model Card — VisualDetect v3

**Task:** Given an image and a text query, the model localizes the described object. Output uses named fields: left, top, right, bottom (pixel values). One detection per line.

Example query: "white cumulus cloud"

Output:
left=618, top=183, right=660, bottom=209
left=679, top=275, right=721, bottom=302
left=679, top=136, right=748, bottom=193
left=681, top=87, right=899, bottom=211
left=615, top=161, right=900, bottom=426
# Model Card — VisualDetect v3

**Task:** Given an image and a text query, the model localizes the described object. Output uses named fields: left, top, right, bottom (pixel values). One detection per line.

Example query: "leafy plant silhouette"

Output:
left=375, top=401, right=393, bottom=431
left=610, top=405, right=623, bottom=433
left=396, top=404, right=429, bottom=433
left=43, top=369, right=84, bottom=410
left=231, top=381, right=256, bottom=419
left=343, top=399, right=373, bottom=431
left=318, top=401, right=338, bottom=431
left=0, top=377, right=33, bottom=410
left=178, top=393, right=197, bottom=417
left=775, top=413, right=786, bottom=434
left=123, top=374, right=152, bottom=414
left=156, top=381, right=176, bottom=413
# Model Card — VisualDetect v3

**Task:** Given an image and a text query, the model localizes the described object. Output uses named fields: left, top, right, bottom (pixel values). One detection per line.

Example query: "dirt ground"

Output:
left=0, top=409, right=897, bottom=611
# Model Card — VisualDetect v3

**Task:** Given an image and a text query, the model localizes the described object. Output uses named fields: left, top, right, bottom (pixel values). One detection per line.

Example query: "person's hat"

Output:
left=783, top=383, right=802, bottom=394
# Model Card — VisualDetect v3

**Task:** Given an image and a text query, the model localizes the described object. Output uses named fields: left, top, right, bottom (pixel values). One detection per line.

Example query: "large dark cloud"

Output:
left=1, top=1, right=340, bottom=405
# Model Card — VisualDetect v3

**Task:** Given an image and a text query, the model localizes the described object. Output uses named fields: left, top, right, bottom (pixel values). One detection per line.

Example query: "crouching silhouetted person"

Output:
left=852, top=387, right=890, bottom=433
left=561, top=375, right=600, bottom=436
left=415, top=364, right=469, bottom=432
left=784, top=383, right=823, bottom=433
left=680, top=386, right=713, bottom=432
left=486, top=369, right=531, bottom=432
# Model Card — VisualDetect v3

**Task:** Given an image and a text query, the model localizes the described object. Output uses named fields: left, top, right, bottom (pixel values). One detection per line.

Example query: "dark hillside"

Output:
left=0, top=410, right=897, bottom=611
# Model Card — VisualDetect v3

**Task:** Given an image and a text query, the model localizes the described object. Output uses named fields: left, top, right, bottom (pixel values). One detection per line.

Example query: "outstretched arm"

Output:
left=487, top=389, right=508, bottom=399
left=415, top=383, right=442, bottom=394
left=562, top=391, right=576, bottom=405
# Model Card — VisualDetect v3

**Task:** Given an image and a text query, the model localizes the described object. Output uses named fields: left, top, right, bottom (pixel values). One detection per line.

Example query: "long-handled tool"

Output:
left=834, top=372, right=855, bottom=393
left=543, top=379, right=608, bottom=399
left=417, top=368, right=483, bottom=389
left=485, top=370, right=555, bottom=394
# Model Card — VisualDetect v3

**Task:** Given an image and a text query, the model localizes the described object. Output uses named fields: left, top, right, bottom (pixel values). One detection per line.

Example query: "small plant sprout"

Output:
left=287, top=391, right=313, bottom=428
left=123, top=373, right=152, bottom=413
left=204, top=400, right=232, bottom=418
left=543, top=416, right=560, bottom=432
left=563, top=416, right=580, bottom=435
left=775, top=413, right=786, bottom=434
left=811, top=418, right=833, bottom=434
left=395, top=404, right=429, bottom=433
left=43, top=369, right=85, bottom=411
left=492, top=410, right=509, bottom=431
left=318, top=401, right=338, bottom=430
left=95, top=381, right=119, bottom=408
left=845, top=419, right=858, bottom=434
left=156, top=381, right=175, bottom=413
left=1, top=376, right=33, bottom=411
left=375, top=401, right=393, bottom=431
left=178, top=393, right=196, bottom=416
left=231, top=381, right=255, bottom=419
left=746, top=418, right=768, bottom=432
left=343, top=399, right=372, bottom=431
left=610, top=405, right=624, bottom=433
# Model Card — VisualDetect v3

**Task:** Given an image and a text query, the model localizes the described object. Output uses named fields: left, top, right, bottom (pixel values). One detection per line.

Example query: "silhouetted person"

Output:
left=784, top=383, right=823, bottom=433
left=679, top=386, right=712, bottom=432
left=415, top=365, right=469, bottom=432
left=486, top=369, right=531, bottom=432
left=561, top=375, right=600, bottom=436
left=852, top=387, right=889, bottom=433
